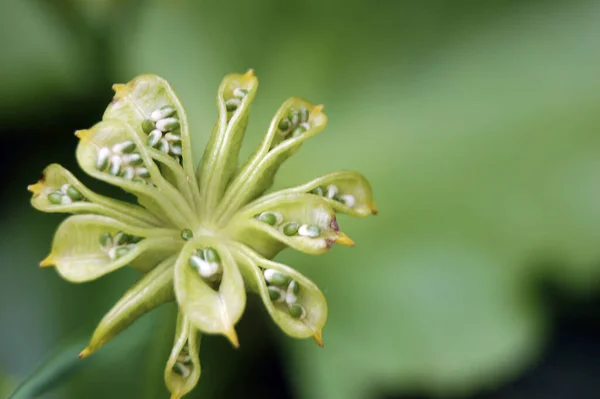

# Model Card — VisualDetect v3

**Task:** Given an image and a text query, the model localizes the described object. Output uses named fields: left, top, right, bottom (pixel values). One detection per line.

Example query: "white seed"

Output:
left=298, top=224, right=321, bottom=238
left=158, top=138, right=170, bottom=153
left=300, top=122, right=311, bottom=130
left=123, top=153, right=143, bottom=166
left=339, top=194, right=356, bottom=207
left=60, top=195, right=73, bottom=206
left=96, top=147, right=111, bottom=170
left=150, top=106, right=176, bottom=122
left=109, top=155, right=122, bottom=176
left=135, top=167, right=150, bottom=178
left=107, top=247, right=117, bottom=260
left=170, top=142, right=183, bottom=155
left=147, top=130, right=162, bottom=147
left=326, top=184, right=339, bottom=199
left=164, top=132, right=181, bottom=141
left=60, top=184, right=70, bottom=194
left=121, top=166, right=135, bottom=180
left=156, top=117, right=180, bottom=132
left=233, top=87, right=248, bottom=98
left=285, top=291, right=297, bottom=305
left=112, top=141, right=136, bottom=154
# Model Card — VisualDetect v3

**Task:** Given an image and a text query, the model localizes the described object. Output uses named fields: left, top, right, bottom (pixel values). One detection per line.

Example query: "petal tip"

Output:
left=78, top=347, right=92, bottom=359
left=313, top=104, right=325, bottom=113
left=244, top=68, right=255, bottom=78
left=74, top=129, right=89, bottom=140
left=225, top=328, right=240, bottom=348
left=39, top=255, right=55, bottom=268
left=312, top=331, right=324, bottom=348
left=27, top=182, right=43, bottom=195
left=370, top=202, right=379, bottom=215
left=335, top=232, right=355, bottom=247
left=112, top=83, right=126, bottom=94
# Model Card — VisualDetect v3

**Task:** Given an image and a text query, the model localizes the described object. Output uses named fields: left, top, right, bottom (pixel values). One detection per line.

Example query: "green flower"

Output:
left=27, top=70, right=376, bottom=398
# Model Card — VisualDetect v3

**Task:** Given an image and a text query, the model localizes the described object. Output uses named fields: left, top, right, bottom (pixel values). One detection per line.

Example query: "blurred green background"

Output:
left=2, top=0, right=600, bottom=398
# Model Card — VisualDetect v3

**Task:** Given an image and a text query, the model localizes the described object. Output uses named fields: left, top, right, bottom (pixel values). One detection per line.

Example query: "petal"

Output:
left=79, top=255, right=176, bottom=358
left=196, top=70, right=259, bottom=221
left=103, top=75, right=200, bottom=211
left=174, top=238, right=245, bottom=347
left=228, top=193, right=352, bottom=258
left=215, top=97, right=327, bottom=225
left=260, top=170, right=377, bottom=217
left=28, top=163, right=162, bottom=227
left=232, top=243, right=327, bottom=344
left=164, top=313, right=201, bottom=399
left=75, top=119, right=197, bottom=228
left=41, top=215, right=181, bottom=282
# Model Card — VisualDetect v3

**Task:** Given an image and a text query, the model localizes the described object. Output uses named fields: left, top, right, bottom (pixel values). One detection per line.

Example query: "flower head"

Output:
left=28, top=70, right=376, bottom=398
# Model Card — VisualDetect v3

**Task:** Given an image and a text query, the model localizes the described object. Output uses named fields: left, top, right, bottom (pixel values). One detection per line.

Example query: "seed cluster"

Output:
left=311, top=184, right=356, bottom=207
left=99, top=231, right=143, bottom=260
left=224, top=87, right=248, bottom=114
left=47, top=184, right=85, bottom=205
left=141, top=105, right=183, bottom=162
left=188, top=247, right=222, bottom=283
left=172, top=343, right=193, bottom=378
left=277, top=106, right=310, bottom=138
left=263, top=269, right=305, bottom=319
left=254, top=211, right=322, bottom=238
left=96, top=140, right=151, bottom=183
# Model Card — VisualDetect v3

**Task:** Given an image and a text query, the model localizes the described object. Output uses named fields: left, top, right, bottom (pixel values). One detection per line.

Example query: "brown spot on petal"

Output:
left=329, top=217, right=339, bottom=232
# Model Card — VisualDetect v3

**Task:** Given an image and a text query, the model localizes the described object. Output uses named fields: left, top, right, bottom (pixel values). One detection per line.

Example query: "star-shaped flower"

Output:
left=27, top=71, right=376, bottom=398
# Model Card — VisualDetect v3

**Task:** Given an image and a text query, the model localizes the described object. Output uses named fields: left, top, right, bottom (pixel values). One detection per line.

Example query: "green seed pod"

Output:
left=108, top=155, right=122, bottom=176
left=121, top=166, right=135, bottom=180
left=180, top=228, right=193, bottom=241
left=79, top=256, right=176, bottom=359
left=311, top=186, right=325, bottom=196
left=288, top=109, right=299, bottom=125
left=164, top=314, right=201, bottom=399
left=141, top=119, right=155, bottom=134
left=123, top=153, right=143, bottom=166
left=65, top=186, right=83, bottom=201
left=164, top=132, right=181, bottom=142
left=188, top=255, right=205, bottom=271
left=47, top=191, right=63, bottom=205
left=158, top=138, right=170, bottom=153
left=291, top=125, right=307, bottom=138
left=170, top=142, right=183, bottom=156
left=135, top=167, right=151, bottom=178
left=233, top=88, right=248, bottom=98
left=282, top=222, right=299, bottom=236
left=40, top=215, right=180, bottom=282
left=174, top=239, right=245, bottom=347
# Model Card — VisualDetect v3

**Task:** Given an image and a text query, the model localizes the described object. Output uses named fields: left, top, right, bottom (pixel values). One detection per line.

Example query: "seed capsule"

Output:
left=114, top=245, right=132, bottom=259
left=96, top=147, right=110, bottom=170
left=141, top=119, right=155, bottom=134
left=108, top=155, right=122, bottom=176
left=47, top=191, right=63, bottom=205
left=150, top=105, right=176, bottom=122
left=164, top=133, right=181, bottom=141
left=225, top=98, right=241, bottom=112
left=203, top=247, right=220, bottom=263
left=298, top=224, right=321, bottom=238
left=147, top=130, right=162, bottom=147
left=288, top=303, right=305, bottom=319
left=177, top=353, right=193, bottom=365
left=264, top=269, right=290, bottom=286
left=288, top=109, right=299, bottom=125
left=113, top=140, right=136, bottom=154
left=114, top=231, right=129, bottom=245
left=180, top=229, right=193, bottom=241
left=282, top=222, right=299, bottom=236
left=60, top=195, right=73, bottom=206
left=156, top=117, right=180, bottom=132
left=233, top=88, right=248, bottom=98
left=65, top=186, right=83, bottom=201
